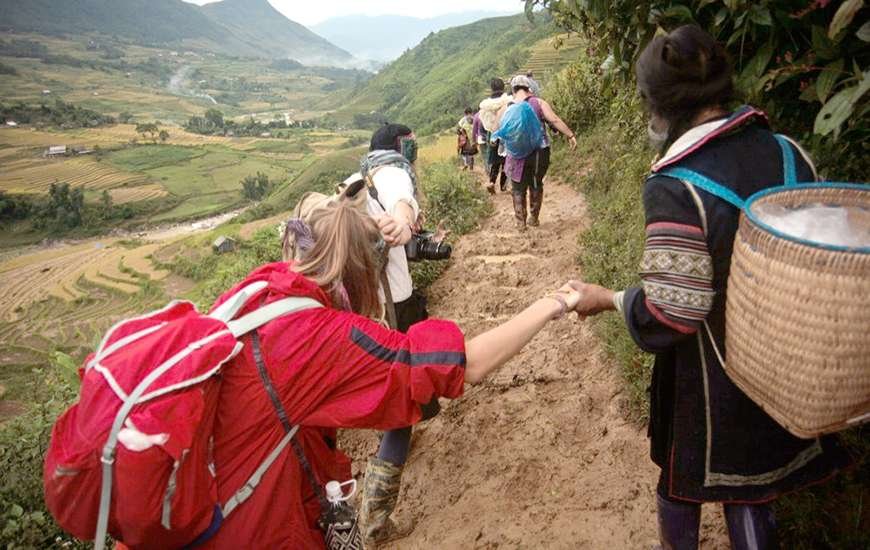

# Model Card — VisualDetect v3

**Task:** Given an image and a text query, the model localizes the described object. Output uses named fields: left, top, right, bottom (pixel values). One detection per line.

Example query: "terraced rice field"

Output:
left=0, top=156, right=151, bottom=194
left=0, top=239, right=170, bottom=322
left=75, top=124, right=242, bottom=147
left=109, top=183, right=169, bottom=204
left=521, top=33, right=586, bottom=86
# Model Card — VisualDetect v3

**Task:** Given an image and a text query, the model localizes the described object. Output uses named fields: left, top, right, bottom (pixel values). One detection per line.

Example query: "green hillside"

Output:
left=331, top=13, right=558, bottom=135
left=0, top=0, right=351, bottom=64
left=201, top=0, right=352, bottom=65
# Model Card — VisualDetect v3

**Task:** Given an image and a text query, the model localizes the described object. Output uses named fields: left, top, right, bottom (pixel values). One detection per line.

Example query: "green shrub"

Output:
left=528, top=0, right=869, bottom=180
left=410, top=161, right=493, bottom=290
left=0, top=354, right=85, bottom=549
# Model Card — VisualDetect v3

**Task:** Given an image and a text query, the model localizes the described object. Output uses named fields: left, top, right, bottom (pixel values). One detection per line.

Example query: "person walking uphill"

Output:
left=569, top=25, right=850, bottom=550
left=478, top=78, right=511, bottom=193
left=457, top=108, right=477, bottom=171
left=494, top=75, right=576, bottom=231
left=347, top=123, right=430, bottom=545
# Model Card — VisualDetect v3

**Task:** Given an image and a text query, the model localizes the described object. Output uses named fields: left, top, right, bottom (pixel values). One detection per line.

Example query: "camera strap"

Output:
left=364, top=174, right=399, bottom=328
left=363, top=173, right=388, bottom=212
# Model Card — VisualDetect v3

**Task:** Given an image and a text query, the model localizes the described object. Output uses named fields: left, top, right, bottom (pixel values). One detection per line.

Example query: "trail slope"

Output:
left=342, top=181, right=674, bottom=548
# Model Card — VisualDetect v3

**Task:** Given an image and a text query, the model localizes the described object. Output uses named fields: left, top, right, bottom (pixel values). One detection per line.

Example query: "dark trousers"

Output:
left=488, top=143, right=507, bottom=189
left=376, top=292, right=439, bottom=466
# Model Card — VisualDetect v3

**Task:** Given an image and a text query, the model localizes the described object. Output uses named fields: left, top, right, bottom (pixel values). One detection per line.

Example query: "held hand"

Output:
left=567, top=135, right=577, bottom=151
left=431, top=220, right=451, bottom=243
left=544, top=282, right=583, bottom=320
left=567, top=280, right=616, bottom=317
left=376, top=215, right=412, bottom=247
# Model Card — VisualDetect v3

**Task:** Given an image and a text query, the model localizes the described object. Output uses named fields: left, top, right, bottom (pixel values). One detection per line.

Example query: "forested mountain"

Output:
left=0, top=0, right=352, bottom=66
left=312, top=11, right=518, bottom=62
left=332, top=13, right=556, bottom=134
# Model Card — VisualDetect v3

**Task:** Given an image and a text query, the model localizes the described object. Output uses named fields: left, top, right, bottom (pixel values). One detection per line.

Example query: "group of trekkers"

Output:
left=457, top=71, right=577, bottom=231
left=45, top=25, right=852, bottom=550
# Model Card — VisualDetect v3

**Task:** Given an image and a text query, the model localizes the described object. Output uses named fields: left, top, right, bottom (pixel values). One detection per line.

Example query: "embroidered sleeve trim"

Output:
left=640, top=222, right=715, bottom=332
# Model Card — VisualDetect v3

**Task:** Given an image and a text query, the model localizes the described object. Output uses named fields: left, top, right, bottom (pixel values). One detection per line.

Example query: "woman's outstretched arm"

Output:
left=464, top=283, right=580, bottom=384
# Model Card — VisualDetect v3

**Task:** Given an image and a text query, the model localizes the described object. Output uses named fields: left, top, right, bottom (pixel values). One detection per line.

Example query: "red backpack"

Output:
left=43, top=280, right=321, bottom=549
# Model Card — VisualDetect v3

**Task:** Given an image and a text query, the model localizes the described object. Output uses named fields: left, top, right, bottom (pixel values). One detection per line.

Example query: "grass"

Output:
left=106, top=144, right=206, bottom=171
left=150, top=191, right=243, bottom=223
left=549, top=121, right=653, bottom=420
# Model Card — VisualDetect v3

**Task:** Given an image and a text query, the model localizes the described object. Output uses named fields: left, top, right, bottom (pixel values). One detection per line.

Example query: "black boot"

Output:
left=528, top=188, right=543, bottom=227
left=656, top=494, right=700, bottom=550
left=512, top=190, right=527, bottom=232
left=723, top=503, right=779, bottom=550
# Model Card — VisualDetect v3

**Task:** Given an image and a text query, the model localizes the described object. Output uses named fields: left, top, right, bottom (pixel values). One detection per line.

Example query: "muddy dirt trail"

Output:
left=341, top=179, right=728, bottom=548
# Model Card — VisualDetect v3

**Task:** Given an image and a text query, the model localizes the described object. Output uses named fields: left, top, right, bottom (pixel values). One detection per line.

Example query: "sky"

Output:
left=183, top=0, right=523, bottom=26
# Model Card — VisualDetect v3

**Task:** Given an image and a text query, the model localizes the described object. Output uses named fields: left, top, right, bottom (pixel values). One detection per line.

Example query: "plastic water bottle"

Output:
left=319, top=479, right=363, bottom=550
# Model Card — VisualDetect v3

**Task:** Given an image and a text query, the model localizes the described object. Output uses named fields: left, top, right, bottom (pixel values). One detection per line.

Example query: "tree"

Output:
left=240, top=172, right=272, bottom=201
left=204, top=108, right=224, bottom=129
left=118, top=111, right=134, bottom=124
left=135, top=122, right=159, bottom=142
left=524, top=0, right=869, bottom=145
left=35, top=183, right=85, bottom=230
left=159, top=129, right=170, bottom=143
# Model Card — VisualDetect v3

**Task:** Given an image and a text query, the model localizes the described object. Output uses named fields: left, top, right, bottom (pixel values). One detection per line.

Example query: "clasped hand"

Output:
left=566, top=280, right=616, bottom=318
left=540, top=280, right=618, bottom=320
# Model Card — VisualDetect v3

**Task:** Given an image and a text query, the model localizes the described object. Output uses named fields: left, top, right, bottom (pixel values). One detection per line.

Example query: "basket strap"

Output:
left=658, top=167, right=745, bottom=209
left=774, top=134, right=797, bottom=187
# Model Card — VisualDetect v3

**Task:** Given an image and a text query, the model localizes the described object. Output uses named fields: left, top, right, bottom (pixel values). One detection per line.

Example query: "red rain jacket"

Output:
left=200, top=262, right=466, bottom=548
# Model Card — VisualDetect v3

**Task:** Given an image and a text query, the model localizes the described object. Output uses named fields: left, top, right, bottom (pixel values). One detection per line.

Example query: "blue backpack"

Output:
left=492, top=101, right=544, bottom=160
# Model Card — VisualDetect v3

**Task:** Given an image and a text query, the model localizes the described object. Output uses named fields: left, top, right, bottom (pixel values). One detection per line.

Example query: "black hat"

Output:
left=370, top=123, right=413, bottom=152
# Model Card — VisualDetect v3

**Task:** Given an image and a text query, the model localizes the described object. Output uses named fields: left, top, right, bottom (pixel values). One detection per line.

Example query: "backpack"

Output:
left=491, top=100, right=544, bottom=160
left=43, top=281, right=322, bottom=550
left=478, top=94, right=510, bottom=132
left=457, top=128, right=469, bottom=150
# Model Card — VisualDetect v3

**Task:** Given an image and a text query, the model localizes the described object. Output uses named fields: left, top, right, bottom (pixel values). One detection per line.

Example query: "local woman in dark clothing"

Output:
left=570, top=25, right=850, bottom=549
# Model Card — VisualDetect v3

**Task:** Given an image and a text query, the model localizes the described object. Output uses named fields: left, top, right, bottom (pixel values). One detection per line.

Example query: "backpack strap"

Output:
left=249, top=331, right=331, bottom=512
left=209, top=281, right=268, bottom=323
left=226, top=297, right=322, bottom=337
left=220, top=302, right=324, bottom=520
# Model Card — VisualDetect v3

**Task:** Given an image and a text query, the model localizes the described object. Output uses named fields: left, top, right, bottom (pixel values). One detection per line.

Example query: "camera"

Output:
left=404, top=231, right=452, bottom=262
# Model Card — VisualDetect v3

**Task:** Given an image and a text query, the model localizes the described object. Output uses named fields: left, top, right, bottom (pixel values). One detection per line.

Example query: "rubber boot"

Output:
left=499, top=170, right=508, bottom=193
left=528, top=188, right=543, bottom=227
left=512, top=190, right=527, bottom=232
left=360, top=457, right=411, bottom=546
left=723, top=503, right=779, bottom=550
left=656, top=494, right=701, bottom=550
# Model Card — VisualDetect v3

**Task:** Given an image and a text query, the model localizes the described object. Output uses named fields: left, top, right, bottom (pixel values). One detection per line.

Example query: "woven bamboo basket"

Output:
left=725, top=183, right=870, bottom=438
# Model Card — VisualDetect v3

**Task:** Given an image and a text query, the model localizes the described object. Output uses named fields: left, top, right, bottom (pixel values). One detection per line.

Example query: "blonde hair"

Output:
left=283, top=198, right=383, bottom=318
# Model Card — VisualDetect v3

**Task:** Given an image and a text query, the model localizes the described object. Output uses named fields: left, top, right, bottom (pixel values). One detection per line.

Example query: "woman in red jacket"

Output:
left=199, top=193, right=583, bottom=548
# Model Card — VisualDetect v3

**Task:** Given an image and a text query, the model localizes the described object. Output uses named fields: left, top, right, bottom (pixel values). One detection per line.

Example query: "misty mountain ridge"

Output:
left=312, top=10, right=521, bottom=62
left=0, top=0, right=354, bottom=67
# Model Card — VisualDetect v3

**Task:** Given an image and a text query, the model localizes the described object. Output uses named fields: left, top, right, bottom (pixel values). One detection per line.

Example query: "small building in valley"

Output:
left=212, top=236, right=236, bottom=254
left=5, top=121, right=17, bottom=127
left=45, top=145, right=67, bottom=157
